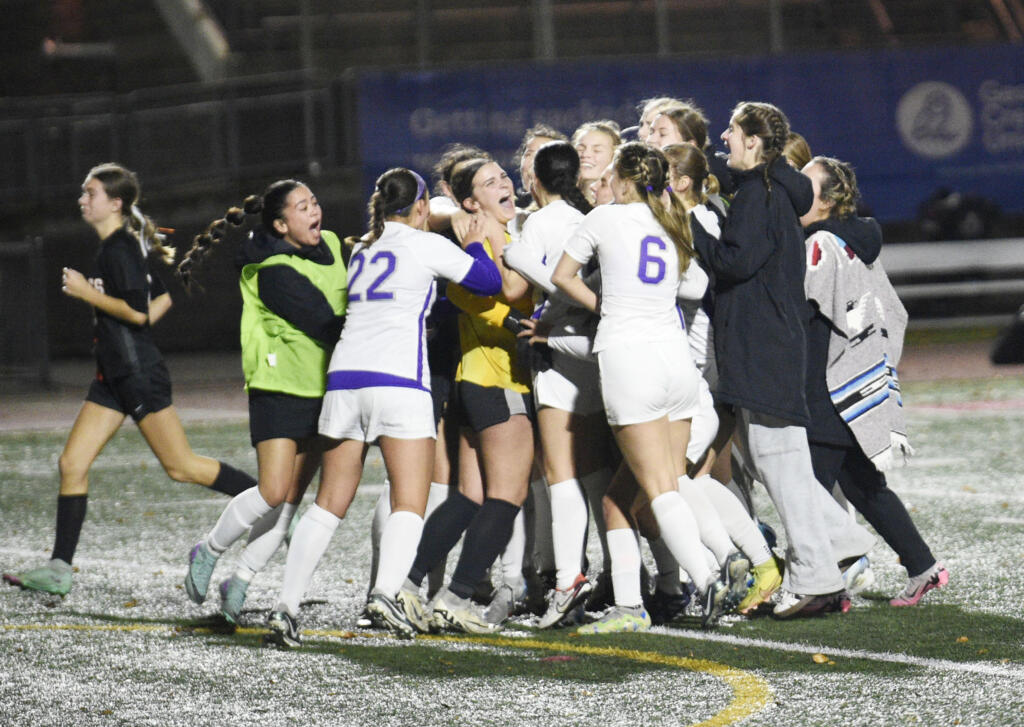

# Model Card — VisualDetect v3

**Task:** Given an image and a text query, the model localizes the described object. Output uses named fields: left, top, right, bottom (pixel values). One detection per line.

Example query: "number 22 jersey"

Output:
left=326, top=221, right=480, bottom=392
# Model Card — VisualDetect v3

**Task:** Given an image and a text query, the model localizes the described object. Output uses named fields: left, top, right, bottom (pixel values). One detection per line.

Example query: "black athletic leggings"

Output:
left=809, top=441, right=935, bottom=578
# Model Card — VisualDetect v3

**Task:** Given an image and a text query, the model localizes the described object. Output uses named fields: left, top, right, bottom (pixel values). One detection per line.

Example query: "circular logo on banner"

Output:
left=896, top=82, right=973, bottom=159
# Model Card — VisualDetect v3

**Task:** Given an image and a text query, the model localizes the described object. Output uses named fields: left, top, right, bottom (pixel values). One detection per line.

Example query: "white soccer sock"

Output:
left=373, top=510, right=425, bottom=597
left=581, top=468, right=613, bottom=571
left=277, top=504, right=339, bottom=618
left=237, top=502, right=298, bottom=578
left=499, top=509, right=526, bottom=588
left=694, top=474, right=772, bottom=565
left=607, top=528, right=643, bottom=608
left=529, top=477, right=556, bottom=575
left=549, top=478, right=589, bottom=590
left=650, top=491, right=714, bottom=591
left=677, top=475, right=734, bottom=564
left=207, top=487, right=273, bottom=555
left=647, top=536, right=682, bottom=595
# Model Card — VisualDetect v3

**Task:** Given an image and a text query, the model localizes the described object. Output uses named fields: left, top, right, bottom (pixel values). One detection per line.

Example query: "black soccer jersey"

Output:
left=91, top=227, right=163, bottom=379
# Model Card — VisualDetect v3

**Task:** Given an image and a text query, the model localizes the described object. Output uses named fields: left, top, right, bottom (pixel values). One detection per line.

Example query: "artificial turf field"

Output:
left=1, top=374, right=1022, bottom=727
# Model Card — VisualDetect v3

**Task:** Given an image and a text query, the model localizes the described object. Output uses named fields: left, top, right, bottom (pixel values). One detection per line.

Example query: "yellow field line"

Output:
left=3, top=622, right=772, bottom=726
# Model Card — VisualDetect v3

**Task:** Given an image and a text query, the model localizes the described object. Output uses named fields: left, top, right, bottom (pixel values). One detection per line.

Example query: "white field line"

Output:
left=656, top=627, right=1024, bottom=680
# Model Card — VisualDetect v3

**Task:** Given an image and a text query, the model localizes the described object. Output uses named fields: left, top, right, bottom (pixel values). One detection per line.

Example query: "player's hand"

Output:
left=516, top=317, right=551, bottom=344
left=61, top=267, right=92, bottom=301
left=458, top=213, right=487, bottom=250
left=451, top=209, right=473, bottom=244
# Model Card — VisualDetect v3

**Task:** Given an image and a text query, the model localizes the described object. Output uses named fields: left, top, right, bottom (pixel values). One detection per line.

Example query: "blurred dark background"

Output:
left=2, top=0, right=1023, bottom=375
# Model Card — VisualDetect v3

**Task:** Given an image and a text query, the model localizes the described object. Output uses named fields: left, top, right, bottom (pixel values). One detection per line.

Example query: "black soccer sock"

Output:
left=52, top=494, right=88, bottom=565
left=407, top=490, right=481, bottom=586
left=210, top=462, right=257, bottom=497
left=449, top=498, right=521, bottom=600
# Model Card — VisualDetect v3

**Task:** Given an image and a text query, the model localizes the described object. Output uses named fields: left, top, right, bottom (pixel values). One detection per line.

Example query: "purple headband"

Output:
left=396, top=170, right=427, bottom=216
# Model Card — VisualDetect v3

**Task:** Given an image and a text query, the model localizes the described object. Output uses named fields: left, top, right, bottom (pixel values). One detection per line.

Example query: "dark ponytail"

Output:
left=348, top=168, right=428, bottom=248
left=533, top=141, right=593, bottom=215
left=176, top=179, right=303, bottom=288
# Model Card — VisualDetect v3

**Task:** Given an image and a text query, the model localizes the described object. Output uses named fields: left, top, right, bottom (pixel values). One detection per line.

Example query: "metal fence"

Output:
left=0, top=72, right=356, bottom=208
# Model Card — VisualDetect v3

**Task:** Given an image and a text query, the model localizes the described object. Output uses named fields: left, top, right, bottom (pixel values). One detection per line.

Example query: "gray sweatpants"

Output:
left=733, top=408, right=875, bottom=595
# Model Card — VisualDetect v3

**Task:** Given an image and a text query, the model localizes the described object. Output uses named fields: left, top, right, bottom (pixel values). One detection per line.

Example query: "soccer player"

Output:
left=180, top=179, right=347, bottom=620
left=266, top=167, right=502, bottom=645
left=3, top=163, right=256, bottom=597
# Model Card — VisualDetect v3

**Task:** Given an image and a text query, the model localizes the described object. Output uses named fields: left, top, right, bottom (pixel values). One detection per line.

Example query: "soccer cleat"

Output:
left=890, top=563, right=949, bottom=607
left=700, top=577, right=730, bottom=629
left=431, top=588, right=499, bottom=634
left=576, top=605, right=651, bottom=634
left=773, top=589, right=848, bottom=618
left=647, top=586, right=692, bottom=626
left=722, top=551, right=752, bottom=611
left=366, top=591, right=417, bottom=640
left=840, top=555, right=875, bottom=596
left=483, top=580, right=527, bottom=625
left=219, top=575, right=250, bottom=625
left=265, top=610, right=301, bottom=649
left=396, top=587, right=432, bottom=634
left=737, top=558, right=783, bottom=614
left=184, top=541, right=219, bottom=605
left=537, top=574, right=593, bottom=629
left=3, top=558, right=72, bottom=596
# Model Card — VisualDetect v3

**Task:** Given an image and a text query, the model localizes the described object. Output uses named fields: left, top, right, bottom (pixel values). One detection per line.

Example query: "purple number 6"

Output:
left=637, top=235, right=667, bottom=284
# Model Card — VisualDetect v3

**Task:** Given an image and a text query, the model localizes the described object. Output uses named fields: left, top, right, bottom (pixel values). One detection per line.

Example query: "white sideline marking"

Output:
left=657, top=628, right=1024, bottom=679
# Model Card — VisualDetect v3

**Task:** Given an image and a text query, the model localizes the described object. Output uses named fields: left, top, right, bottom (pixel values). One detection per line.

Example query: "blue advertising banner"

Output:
left=356, top=44, right=1024, bottom=222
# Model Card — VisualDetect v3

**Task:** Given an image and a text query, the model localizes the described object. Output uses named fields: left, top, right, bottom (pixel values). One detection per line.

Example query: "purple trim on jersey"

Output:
left=460, top=242, right=502, bottom=295
left=327, top=370, right=429, bottom=392
left=676, top=304, right=686, bottom=330
left=416, top=285, right=434, bottom=386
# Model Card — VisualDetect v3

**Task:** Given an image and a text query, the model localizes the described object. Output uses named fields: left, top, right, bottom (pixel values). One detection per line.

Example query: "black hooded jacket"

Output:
left=693, top=161, right=814, bottom=424
left=235, top=227, right=345, bottom=349
left=801, top=215, right=884, bottom=445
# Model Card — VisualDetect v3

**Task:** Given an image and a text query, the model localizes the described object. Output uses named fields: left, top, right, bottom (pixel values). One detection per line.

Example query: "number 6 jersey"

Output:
left=563, top=202, right=707, bottom=353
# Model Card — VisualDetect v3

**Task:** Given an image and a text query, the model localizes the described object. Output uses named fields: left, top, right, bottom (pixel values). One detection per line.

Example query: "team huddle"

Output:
left=3, top=95, right=949, bottom=645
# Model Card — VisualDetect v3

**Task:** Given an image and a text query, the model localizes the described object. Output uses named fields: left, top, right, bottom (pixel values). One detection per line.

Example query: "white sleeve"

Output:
left=415, top=231, right=474, bottom=282
left=563, top=213, right=600, bottom=265
left=503, top=222, right=556, bottom=295
left=676, top=256, right=709, bottom=301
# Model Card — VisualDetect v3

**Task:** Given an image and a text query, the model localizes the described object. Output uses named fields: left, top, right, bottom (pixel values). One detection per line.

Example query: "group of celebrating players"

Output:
left=4, top=93, right=949, bottom=646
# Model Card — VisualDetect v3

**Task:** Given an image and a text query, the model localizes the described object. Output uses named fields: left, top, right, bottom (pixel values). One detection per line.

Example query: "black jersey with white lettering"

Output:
left=91, top=227, right=163, bottom=379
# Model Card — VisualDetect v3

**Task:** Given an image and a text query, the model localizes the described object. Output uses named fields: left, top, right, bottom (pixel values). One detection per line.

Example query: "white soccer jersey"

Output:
left=504, top=200, right=583, bottom=296
left=326, top=221, right=475, bottom=391
left=563, top=202, right=706, bottom=353
left=679, top=203, right=720, bottom=370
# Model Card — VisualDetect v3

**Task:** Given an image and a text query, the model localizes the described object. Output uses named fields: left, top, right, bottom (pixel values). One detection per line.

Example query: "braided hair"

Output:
left=176, top=179, right=304, bottom=288
left=532, top=141, right=592, bottom=215
left=613, top=142, right=694, bottom=274
left=356, top=167, right=428, bottom=245
left=731, top=102, right=791, bottom=196
left=86, top=163, right=175, bottom=265
left=808, top=156, right=860, bottom=220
